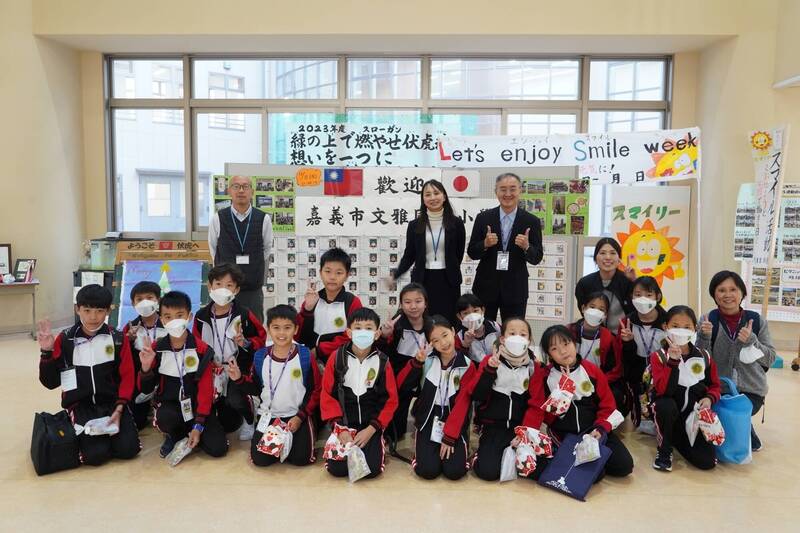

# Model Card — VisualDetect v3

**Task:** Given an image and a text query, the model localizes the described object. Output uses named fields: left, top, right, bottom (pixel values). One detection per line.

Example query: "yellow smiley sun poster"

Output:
left=611, top=186, right=691, bottom=307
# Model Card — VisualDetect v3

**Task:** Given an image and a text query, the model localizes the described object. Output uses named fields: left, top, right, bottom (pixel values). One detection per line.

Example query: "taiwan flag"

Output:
left=324, top=168, right=363, bottom=196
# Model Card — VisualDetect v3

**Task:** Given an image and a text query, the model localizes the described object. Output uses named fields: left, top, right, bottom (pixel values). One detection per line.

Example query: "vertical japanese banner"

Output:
left=750, top=127, right=789, bottom=267
left=610, top=186, right=691, bottom=307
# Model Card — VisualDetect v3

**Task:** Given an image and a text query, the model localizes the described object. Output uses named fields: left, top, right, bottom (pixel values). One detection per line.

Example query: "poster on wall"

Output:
left=213, top=175, right=296, bottom=233
left=527, top=239, right=570, bottom=320
left=742, top=262, right=800, bottom=322
left=734, top=183, right=800, bottom=262
left=520, top=178, right=590, bottom=236
left=610, top=185, right=690, bottom=307
left=749, top=127, right=789, bottom=266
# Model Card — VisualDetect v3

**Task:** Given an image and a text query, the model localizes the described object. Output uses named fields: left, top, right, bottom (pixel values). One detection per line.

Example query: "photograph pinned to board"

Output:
left=212, top=175, right=296, bottom=233
left=13, top=258, right=36, bottom=283
left=0, top=244, right=10, bottom=276
left=521, top=178, right=590, bottom=236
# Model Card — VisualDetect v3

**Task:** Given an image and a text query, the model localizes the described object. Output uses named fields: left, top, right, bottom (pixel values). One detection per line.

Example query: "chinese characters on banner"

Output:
left=287, top=123, right=440, bottom=167
left=437, top=128, right=701, bottom=184
left=749, top=127, right=789, bottom=267
left=610, top=186, right=691, bottom=307
left=213, top=175, right=296, bottom=232
left=734, top=183, right=800, bottom=262
left=521, top=178, right=590, bottom=236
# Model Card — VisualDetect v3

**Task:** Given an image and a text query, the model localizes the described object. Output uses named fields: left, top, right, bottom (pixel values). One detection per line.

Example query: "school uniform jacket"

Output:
left=296, top=288, right=362, bottom=363
left=523, top=358, right=620, bottom=436
left=122, top=316, right=167, bottom=376
left=574, top=270, right=634, bottom=314
left=193, top=301, right=266, bottom=368
left=139, top=335, right=215, bottom=425
left=394, top=217, right=466, bottom=287
left=455, top=320, right=501, bottom=363
left=39, top=323, right=134, bottom=410
left=569, top=320, right=623, bottom=384
left=466, top=206, right=544, bottom=305
left=320, top=343, right=399, bottom=431
left=650, top=345, right=721, bottom=413
left=620, top=307, right=668, bottom=375
left=234, top=343, right=321, bottom=421
left=379, top=313, right=432, bottom=372
left=396, top=350, right=473, bottom=439
left=442, top=355, right=537, bottom=446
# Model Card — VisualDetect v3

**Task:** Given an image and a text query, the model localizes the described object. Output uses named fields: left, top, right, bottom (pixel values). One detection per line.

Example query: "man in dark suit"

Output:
left=467, top=173, right=543, bottom=322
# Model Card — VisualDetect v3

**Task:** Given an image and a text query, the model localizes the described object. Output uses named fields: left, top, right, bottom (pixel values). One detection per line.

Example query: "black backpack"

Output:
left=30, top=411, right=80, bottom=476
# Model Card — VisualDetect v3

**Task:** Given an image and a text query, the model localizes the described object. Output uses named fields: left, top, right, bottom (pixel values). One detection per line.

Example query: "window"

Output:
left=345, top=109, right=422, bottom=124
left=208, top=73, right=245, bottom=130
left=507, top=114, right=577, bottom=135
left=589, top=60, right=666, bottom=101
left=193, top=59, right=338, bottom=99
left=268, top=112, right=336, bottom=165
left=431, top=60, right=580, bottom=100
left=587, top=111, right=664, bottom=133
left=347, top=59, right=421, bottom=99
left=431, top=113, right=501, bottom=135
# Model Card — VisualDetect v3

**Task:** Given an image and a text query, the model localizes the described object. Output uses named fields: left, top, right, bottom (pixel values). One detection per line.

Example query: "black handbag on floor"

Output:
left=30, top=410, right=80, bottom=476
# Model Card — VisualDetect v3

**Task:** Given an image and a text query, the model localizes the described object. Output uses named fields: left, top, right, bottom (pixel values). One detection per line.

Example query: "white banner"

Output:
left=362, top=167, right=441, bottom=197
left=750, top=127, right=790, bottom=266
left=436, top=128, right=701, bottom=184
left=296, top=197, right=496, bottom=237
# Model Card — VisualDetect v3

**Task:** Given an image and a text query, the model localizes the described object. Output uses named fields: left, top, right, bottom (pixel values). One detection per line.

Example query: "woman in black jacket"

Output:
left=390, top=180, right=466, bottom=325
left=574, top=237, right=636, bottom=332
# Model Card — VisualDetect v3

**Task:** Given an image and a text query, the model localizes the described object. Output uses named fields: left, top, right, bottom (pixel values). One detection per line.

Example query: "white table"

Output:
left=0, top=279, right=39, bottom=338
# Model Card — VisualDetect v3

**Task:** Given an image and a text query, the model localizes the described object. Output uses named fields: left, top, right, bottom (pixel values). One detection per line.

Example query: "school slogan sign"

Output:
left=436, top=127, right=701, bottom=184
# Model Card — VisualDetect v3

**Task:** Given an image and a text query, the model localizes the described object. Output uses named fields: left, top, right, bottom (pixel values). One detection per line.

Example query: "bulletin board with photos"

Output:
left=741, top=261, right=800, bottom=322
left=520, top=178, right=591, bottom=236
left=734, top=183, right=800, bottom=262
left=213, top=174, right=296, bottom=233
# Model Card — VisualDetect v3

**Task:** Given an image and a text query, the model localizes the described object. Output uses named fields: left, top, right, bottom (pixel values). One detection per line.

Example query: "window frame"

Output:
left=104, top=54, right=672, bottom=239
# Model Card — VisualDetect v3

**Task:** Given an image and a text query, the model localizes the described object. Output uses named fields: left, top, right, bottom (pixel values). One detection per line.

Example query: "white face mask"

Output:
left=134, top=299, right=159, bottom=318
left=165, top=318, right=188, bottom=338
left=632, top=297, right=657, bottom=314
left=209, top=287, right=236, bottom=307
left=351, top=330, right=376, bottom=350
left=80, top=320, right=104, bottom=334
left=583, top=308, right=606, bottom=327
left=667, top=328, right=696, bottom=347
left=504, top=335, right=530, bottom=357
left=461, top=312, right=484, bottom=331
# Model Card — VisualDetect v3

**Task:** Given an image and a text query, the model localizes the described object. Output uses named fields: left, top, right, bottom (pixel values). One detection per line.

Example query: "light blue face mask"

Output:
left=351, top=329, right=376, bottom=350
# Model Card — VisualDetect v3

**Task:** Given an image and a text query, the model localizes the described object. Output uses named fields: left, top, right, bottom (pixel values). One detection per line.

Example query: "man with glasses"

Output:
left=466, top=173, right=543, bottom=322
left=208, top=175, right=273, bottom=321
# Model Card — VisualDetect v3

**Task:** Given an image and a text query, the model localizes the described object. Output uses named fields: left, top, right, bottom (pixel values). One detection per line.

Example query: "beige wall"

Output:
left=775, top=0, right=800, bottom=84
left=0, top=0, right=85, bottom=331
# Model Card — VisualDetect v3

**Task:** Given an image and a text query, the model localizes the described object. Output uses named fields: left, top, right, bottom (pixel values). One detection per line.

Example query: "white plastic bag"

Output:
left=166, top=437, right=194, bottom=467
left=739, top=345, right=764, bottom=364
left=573, top=434, right=601, bottom=466
left=346, top=445, right=371, bottom=483
left=82, top=416, right=120, bottom=436
left=499, top=445, right=518, bottom=482
left=685, top=405, right=700, bottom=447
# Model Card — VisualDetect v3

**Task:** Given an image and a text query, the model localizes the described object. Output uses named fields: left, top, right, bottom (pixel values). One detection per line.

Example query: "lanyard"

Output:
left=267, top=349, right=291, bottom=412
left=635, top=324, right=659, bottom=356
left=171, top=345, right=187, bottom=398
left=211, top=310, right=234, bottom=361
left=721, top=311, right=744, bottom=340
left=438, top=360, right=452, bottom=411
left=230, top=208, right=252, bottom=254
left=142, top=321, right=159, bottom=344
left=579, top=324, right=600, bottom=359
left=427, top=222, right=444, bottom=262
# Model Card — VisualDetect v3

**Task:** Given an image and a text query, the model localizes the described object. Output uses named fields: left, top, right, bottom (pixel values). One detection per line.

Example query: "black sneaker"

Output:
left=653, top=450, right=673, bottom=472
left=159, top=435, right=176, bottom=458
left=751, top=427, right=763, bottom=452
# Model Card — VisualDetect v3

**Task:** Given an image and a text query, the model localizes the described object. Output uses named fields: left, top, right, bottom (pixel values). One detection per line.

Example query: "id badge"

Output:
left=180, top=397, right=194, bottom=422
left=496, top=252, right=510, bottom=271
left=60, top=366, right=77, bottom=392
left=430, top=416, right=445, bottom=444
left=236, top=254, right=250, bottom=265
left=257, top=412, right=271, bottom=434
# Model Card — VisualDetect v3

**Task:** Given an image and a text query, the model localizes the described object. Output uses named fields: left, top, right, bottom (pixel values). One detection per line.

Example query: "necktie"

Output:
left=501, top=214, right=512, bottom=250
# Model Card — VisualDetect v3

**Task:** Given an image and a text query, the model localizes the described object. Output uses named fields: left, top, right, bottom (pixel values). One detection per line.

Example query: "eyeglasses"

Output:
left=229, top=184, right=252, bottom=191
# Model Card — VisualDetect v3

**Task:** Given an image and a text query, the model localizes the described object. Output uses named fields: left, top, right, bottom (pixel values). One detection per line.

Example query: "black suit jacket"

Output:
left=394, top=217, right=466, bottom=287
left=467, top=206, right=544, bottom=305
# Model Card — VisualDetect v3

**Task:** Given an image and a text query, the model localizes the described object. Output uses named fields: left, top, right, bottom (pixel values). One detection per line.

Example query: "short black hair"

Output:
left=160, top=291, right=192, bottom=313
left=320, top=247, right=351, bottom=271
left=267, top=304, right=297, bottom=326
left=708, top=270, right=748, bottom=300
left=76, top=284, right=112, bottom=309
left=455, top=293, right=485, bottom=314
left=399, top=282, right=428, bottom=306
left=664, top=305, right=698, bottom=328
left=500, top=316, right=532, bottom=338
left=347, top=307, right=380, bottom=328
left=580, top=291, right=610, bottom=315
left=208, top=263, right=245, bottom=287
left=130, top=281, right=161, bottom=302
left=425, top=314, right=454, bottom=339
left=540, top=325, right=576, bottom=358
left=593, top=237, right=622, bottom=261
left=631, top=275, right=663, bottom=304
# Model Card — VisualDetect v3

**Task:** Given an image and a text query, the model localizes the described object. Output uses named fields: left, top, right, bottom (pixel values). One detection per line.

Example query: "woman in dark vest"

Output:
left=390, top=180, right=466, bottom=325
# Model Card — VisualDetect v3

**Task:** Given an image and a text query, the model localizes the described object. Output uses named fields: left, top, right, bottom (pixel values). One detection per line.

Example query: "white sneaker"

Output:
left=239, top=422, right=255, bottom=441
left=637, top=420, right=657, bottom=436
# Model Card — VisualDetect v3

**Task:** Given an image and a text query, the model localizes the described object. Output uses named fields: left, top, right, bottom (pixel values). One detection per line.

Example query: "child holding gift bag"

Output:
left=396, top=315, right=473, bottom=480
left=651, top=305, right=722, bottom=472
left=522, top=325, right=632, bottom=480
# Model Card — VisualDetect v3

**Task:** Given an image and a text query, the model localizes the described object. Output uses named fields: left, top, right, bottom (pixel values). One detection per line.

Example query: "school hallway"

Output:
left=2, top=334, right=798, bottom=533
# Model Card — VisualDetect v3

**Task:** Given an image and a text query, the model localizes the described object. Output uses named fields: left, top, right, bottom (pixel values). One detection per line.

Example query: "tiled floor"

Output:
left=1, top=334, right=798, bottom=532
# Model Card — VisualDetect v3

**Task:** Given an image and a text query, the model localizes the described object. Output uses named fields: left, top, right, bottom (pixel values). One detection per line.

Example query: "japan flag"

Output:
left=441, top=169, right=480, bottom=197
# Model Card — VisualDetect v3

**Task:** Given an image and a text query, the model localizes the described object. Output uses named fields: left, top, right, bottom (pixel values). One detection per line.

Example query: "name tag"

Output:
left=60, top=367, right=77, bottom=392
left=496, top=252, right=510, bottom=271
left=257, top=412, right=272, bottom=434
left=430, top=416, right=445, bottom=443
left=236, top=254, right=250, bottom=265
left=180, top=397, right=194, bottom=422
